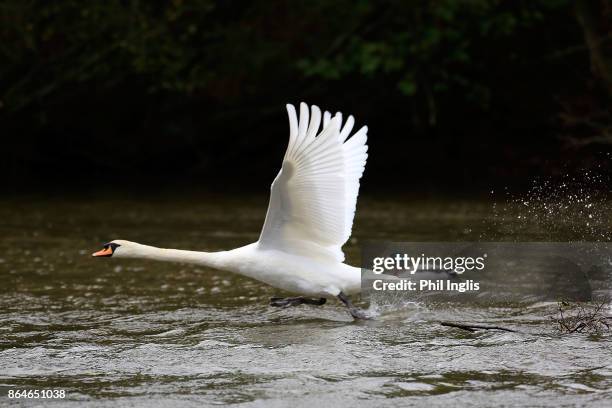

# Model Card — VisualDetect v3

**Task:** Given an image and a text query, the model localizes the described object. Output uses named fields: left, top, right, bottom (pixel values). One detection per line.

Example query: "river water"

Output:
left=0, top=196, right=610, bottom=407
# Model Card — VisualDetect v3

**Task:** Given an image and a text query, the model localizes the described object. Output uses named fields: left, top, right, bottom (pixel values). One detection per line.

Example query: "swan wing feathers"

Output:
left=258, top=102, right=368, bottom=262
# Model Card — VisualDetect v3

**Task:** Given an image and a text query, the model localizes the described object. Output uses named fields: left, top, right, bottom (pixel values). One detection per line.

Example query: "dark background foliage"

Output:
left=1, top=0, right=611, bottom=194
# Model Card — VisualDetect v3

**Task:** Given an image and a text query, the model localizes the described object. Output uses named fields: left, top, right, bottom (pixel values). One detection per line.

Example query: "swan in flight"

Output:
left=93, top=103, right=369, bottom=319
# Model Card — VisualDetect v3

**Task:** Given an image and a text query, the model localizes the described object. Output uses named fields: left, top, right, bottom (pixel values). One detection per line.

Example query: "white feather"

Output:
left=102, top=102, right=371, bottom=305
left=258, top=103, right=369, bottom=262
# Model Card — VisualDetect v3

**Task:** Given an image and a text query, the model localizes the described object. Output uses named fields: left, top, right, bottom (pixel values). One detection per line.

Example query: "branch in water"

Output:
left=550, top=297, right=611, bottom=334
left=440, top=321, right=518, bottom=333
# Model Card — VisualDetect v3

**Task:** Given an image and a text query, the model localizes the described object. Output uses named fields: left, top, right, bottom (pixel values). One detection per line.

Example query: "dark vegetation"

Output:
left=1, top=0, right=611, bottom=194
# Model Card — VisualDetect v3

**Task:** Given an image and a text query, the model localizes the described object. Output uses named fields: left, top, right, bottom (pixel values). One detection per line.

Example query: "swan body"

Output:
left=109, top=241, right=362, bottom=297
left=94, top=103, right=368, bottom=317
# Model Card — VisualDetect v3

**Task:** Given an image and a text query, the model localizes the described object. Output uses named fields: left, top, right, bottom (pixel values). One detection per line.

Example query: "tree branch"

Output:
left=440, top=321, right=518, bottom=333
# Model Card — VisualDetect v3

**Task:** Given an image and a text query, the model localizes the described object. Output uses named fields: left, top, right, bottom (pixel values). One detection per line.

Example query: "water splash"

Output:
left=486, top=169, right=612, bottom=241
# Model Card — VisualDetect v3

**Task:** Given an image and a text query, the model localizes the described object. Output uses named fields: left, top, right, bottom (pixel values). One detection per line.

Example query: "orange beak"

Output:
left=92, top=247, right=113, bottom=257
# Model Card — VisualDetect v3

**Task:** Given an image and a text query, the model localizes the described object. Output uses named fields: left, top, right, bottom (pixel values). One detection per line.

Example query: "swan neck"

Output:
left=120, top=244, right=226, bottom=269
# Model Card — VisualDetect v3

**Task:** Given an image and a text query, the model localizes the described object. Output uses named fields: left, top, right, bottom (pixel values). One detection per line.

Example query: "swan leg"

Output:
left=269, top=297, right=326, bottom=307
left=337, top=292, right=369, bottom=320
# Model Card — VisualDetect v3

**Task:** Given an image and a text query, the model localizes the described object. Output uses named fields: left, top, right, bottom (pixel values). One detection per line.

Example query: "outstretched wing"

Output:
left=258, top=102, right=368, bottom=262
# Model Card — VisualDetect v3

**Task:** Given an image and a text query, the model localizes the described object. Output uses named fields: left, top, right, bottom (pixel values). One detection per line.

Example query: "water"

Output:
left=1, top=196, right=610, bottom=407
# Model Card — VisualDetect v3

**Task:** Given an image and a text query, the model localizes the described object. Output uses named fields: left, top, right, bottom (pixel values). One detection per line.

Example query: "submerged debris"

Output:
left=440, top=321, right=517, bottom=333
left=550, top=297, right=611, bottom=335
left=440, top=298, right=611, bottom=335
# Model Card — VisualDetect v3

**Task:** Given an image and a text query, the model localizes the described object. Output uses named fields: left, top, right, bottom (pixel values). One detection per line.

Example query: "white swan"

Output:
left=93, top=103, right=369, bottom=319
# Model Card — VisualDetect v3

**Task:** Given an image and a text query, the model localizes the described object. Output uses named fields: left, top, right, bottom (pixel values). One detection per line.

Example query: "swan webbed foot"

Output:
left=337, top=292, right=370, bottom=320
left=269, top=297, right=327, bottom=308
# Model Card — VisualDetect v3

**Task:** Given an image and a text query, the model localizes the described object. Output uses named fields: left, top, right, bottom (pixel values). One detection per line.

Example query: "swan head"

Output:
left=92, top=240, right=136, bottom=258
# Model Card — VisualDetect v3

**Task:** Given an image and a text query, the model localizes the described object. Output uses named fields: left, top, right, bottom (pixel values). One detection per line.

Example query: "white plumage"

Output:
left=259, top=102, right=368, bottom=262
left=94, top=103, right=370, bottom=318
